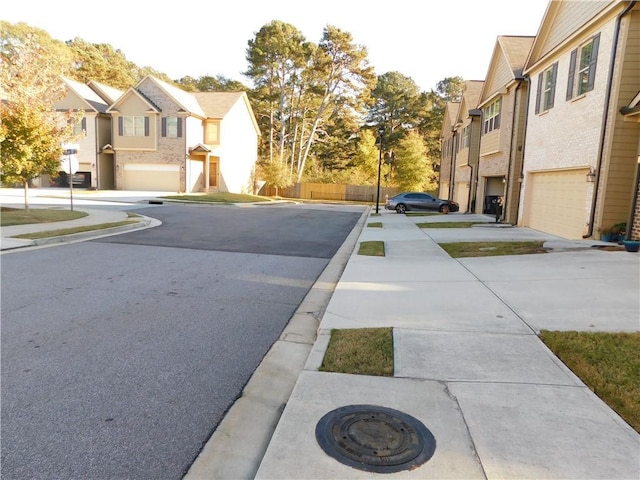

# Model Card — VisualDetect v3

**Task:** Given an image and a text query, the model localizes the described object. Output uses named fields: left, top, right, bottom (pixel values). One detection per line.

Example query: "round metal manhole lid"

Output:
left=315, top=404, right=436, bottom=473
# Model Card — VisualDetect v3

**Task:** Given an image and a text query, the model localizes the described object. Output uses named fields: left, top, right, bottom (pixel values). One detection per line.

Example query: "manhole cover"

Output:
left=315, top=404, right=436, bottom=473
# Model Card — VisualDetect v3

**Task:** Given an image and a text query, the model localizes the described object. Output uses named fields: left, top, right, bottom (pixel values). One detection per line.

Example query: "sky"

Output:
left=2, top=0, right=551, bottom=92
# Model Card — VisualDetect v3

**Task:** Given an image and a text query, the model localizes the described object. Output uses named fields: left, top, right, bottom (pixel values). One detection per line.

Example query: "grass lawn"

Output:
left=320, top=328, right=394, bottom=376
left=405, top=212, right=441, bottom=217
left=439, top=241, right=547, bottom=257
left=162, top=192, right=272, bottom=203
left=539, top=331, right=640, bottom=433
left=367, top=222, right=383, bottom=228
left=358, top=240, right=385, bottom=256
left=416, top=222, right=482, bottom=228
left=1, top=207, right=88, bottom=226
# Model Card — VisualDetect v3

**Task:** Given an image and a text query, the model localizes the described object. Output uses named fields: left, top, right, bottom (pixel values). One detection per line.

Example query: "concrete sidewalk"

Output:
left=192, top=209, right=639, bottom=479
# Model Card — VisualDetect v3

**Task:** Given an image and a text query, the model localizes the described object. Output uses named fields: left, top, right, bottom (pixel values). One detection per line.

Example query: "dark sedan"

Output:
left=385, top=192, right=459, bottom=214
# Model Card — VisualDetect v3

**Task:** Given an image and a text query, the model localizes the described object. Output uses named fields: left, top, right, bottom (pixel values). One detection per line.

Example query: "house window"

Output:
left=567, top=33, right=600, bottom=100
left=72, top=117, right=86, bottom=136
left=460, top=125, right=471, bottom=150
left=162, top=117, right=182, bottom=138
left=121, top=116, right=147, bottom=136
left=205, top=122, right=219, bottom=144
left=535, top=62, right=558, bottom=114
left=483, top=98, right=501, bottom=134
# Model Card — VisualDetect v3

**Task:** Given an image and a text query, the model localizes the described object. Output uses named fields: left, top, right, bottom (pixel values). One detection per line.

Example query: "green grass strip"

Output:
left=539, top=331, right=640, bottom=433
left=367, top=222, right=383, bottom=228
left=439, top=241, right=546, bottom=258
left=358, top=240, right=385, bottom=256
left=321, top=328, right=394, bottom=376
left=417, top=222, right=481, bottom=228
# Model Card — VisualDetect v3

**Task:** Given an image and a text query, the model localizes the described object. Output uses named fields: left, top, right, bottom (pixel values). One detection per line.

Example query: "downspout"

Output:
left=505, top=77, right=524, bottom=222
left=449, top=130, right=457, bottom=200
left=516, top=75, right=533, bottom=225
left=584, top=0, right=637, bottom=238
left=468, top=109, right=482, bottom=213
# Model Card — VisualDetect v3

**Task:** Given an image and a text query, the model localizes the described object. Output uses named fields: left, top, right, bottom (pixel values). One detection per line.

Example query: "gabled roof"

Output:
left=499, top=36, right=535, bottom=78
left=61, top=77, right=109, bottom=113
left=139, top=76, right=205, bottom=118
left=479, top=36, right=534, bottom=106
left=88, top=81, right=124, bottom=105
left=194, top=91, right=261, bottom=136
left=523, top=0, right=614, bottom=75
left=441, top=101, right=460, bottom=137
left=193, top=92, right=245, bottom=118
left=105, top=86, right=161, bottom=114
left=455, top=80, right=484, bottom=124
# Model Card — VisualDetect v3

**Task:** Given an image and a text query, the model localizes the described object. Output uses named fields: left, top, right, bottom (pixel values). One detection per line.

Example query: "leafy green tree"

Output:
left=0, top=21, right=78, bottom=209
left=245, top=21, right=310, bottom=167
left=434, top=76, right=465, bottom=102
left=392, top=131, right=435, bottom=192
left=368, top=72, right=424, bottom=151
left=296, top=25, right=375, bottom=182
left=66, top=38, right=139, bottom=89
left=177, top=74, right=248, bottom=92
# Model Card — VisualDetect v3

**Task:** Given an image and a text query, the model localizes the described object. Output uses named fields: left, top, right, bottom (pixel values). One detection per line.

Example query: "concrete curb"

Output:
left=1, top=215, right=159, bottom=252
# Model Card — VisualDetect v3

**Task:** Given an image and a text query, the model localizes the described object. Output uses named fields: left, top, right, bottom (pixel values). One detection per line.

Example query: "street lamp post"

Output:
left=375, top=126, right=384, bottom=214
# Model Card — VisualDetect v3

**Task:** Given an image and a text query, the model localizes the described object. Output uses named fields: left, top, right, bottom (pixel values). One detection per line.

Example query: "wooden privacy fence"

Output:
left=259, top=183, right=399, bottom=203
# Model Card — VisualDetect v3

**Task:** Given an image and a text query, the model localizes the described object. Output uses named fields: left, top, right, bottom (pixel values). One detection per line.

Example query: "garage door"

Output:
left=123, top=164, right=180, bottom=192
left=527, top=169, right=589, bottom=239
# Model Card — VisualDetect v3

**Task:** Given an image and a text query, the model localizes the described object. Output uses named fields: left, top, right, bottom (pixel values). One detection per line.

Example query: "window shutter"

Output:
left=161, top=118, right=166, bottom=137
left=177, top=118, right=182, bottom=138
left=118, top=117, right=123, bottom=136
left=567, top=49, right=577, bottom=100
left=587, top=33, right=600, bottom=92
left=81, top=118, right=87, bottom=131
left=535, top=72, right=543, bottom=114
left=144, top=117, right=149, bottom=136
left=549, top=62, right=558, bottom=109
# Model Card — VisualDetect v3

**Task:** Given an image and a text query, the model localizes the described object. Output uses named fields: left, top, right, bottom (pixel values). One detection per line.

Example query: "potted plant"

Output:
left=611, top=222, right=627, bottom=243
left=600, top=226, right=615, bottom=242
left=623, top=239, right=640, bottom=252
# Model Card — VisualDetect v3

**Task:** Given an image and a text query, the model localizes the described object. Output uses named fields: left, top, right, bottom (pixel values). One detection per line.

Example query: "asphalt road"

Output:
left=1, top=203, right=364, bottom=480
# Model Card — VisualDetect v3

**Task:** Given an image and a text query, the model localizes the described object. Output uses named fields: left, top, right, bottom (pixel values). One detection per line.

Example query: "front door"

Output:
left=209, top=161, right=218, bottom=188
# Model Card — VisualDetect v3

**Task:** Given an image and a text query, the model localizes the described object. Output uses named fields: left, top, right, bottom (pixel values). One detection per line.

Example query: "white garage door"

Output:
left=527, top=169, right=589, bottom=239
left=123, top=164, right=180, bottom=192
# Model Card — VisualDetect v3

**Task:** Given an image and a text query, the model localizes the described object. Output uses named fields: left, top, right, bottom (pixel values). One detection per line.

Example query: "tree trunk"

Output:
left=23, top=181, right=30, bottom=212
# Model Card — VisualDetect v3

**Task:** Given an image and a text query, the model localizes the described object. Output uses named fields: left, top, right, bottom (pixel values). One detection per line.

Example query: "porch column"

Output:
left=204, top=153, right=210, bottom=192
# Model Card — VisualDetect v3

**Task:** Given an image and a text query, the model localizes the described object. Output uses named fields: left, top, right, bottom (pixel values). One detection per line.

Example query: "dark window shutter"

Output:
left=587, top=33, right=600, bottom=92
left=177, top=118, right=182, bottom=138
left=118, top=117, right=123, bottom=136
left=161, top=118, right=166, bottom=137
left=567, top=49, right=577, bottom=100
left=81, top=118, right=87, bottom=131
left=549, top=62, right=558, bottom=109
left=144, top=117, right=149, bottom=136
left=535, top=73, right=543, bottom=114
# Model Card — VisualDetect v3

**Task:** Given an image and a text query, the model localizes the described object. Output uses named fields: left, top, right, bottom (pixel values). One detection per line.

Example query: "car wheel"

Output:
left=440, top=204, right=451, bottom=214
left=395, top=204, right=407, bottom=214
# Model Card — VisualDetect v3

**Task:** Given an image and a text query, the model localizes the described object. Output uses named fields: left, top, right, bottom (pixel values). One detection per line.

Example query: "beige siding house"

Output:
left=106, top=76, right=260, bottom=193
left=477, top=36, right=534, bottom=222
left=451, top=80, right=484, bottom=213
left=439, top=101, right=460, bottom=200
left=520, top=0, right=640, bottom=240
left=46, top=77, right=120, bottom=190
